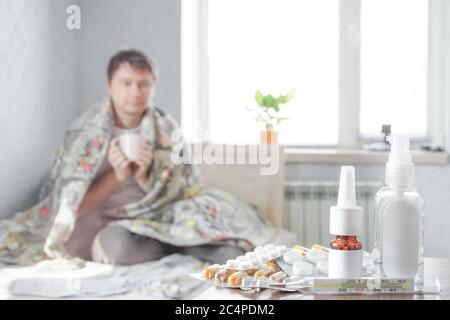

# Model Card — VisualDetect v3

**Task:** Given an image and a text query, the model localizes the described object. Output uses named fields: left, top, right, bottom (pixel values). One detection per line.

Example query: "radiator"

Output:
left=284, top=181, right=383, bottom=251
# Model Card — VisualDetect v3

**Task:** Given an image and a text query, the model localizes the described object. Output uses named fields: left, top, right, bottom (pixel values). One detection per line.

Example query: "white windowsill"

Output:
left=284, top=148, right=448, bottom=165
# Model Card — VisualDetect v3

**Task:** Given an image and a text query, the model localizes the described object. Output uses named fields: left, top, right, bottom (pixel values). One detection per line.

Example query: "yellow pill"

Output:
left=311, top=244, right=329, bottom=254
left=293, top=245, right=310, bottom=255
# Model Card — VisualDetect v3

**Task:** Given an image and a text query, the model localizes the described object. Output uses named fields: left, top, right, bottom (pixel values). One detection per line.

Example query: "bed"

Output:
left=0, top=155, right=296, bottom=299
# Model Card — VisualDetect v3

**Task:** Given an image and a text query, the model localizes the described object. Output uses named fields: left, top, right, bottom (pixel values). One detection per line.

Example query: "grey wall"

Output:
left=286, top=163, right=450, bottom=258
left=77, top=0, right=181, bottom=120
left=0, top=0, right=78, bottom=217
left=0, top=0, right=181, bottom=218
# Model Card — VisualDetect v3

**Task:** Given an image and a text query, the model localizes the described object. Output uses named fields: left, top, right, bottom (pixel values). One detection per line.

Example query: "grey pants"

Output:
left=90, top=225, right=245, bottom=266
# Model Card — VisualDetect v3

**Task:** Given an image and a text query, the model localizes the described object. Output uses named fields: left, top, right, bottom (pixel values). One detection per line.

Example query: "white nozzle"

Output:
left=386, top=135, right=414, bottom=187
left=388, top=135, right=412, bottom=165
left=337, top=166, right=357, bottom=208
left=330, top=165, right=363, bottom=235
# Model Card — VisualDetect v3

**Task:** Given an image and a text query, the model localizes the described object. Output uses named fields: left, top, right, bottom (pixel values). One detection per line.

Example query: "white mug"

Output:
left=119, top=133, right=142, bottom=162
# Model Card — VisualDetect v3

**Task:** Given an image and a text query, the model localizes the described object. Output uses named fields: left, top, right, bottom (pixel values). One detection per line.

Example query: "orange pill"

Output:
left=202, top=264, right=221, bottom=279
left=215, top=268, right=235, bottom=283
left=254, top=268, right=273, bottom=277
left=262, top=260, right=282, bottom=272
left=227, top=271, right=248, bottom=286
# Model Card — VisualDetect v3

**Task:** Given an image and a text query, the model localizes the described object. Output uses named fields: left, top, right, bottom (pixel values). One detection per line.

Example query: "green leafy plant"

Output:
left=246, top=88, right=295, bottom=131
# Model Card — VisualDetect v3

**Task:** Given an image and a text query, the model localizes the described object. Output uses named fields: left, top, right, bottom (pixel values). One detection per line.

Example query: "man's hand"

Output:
left=108, top=137, right=131, bottom=182
left=132, top=142, right=153, bottom=191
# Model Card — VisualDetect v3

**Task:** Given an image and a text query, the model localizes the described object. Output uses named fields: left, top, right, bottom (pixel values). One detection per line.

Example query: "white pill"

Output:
left=305, top=250, right=327, bottom=264
left=226, top=259, right=238, bottom=268
left=254, top=247, right=266, bottom=254
left=256, top=253, right=269, bottom=263
left=256, top=276, right=269, bottom=288
left=276, top=248, right=288, bottom=256
left=241, top=276, right=255, bottom=288
left=266, top=249, right=279, bottom=259
left=236, top=255, right=248, bottom=262
left=264, top=244, right=276, bottom=251
left=249, top=258, right=260, bottom=268
left=245, top=252, right=258, bottom=260
left=316, top=260, right=329, bottom=274
left=293, top=261, right=314, bottom=276
left=275, top=245, right=287, bottom=253
left=283, top=250, right=304, bottom=264
left=238, top=261, right=251, bottom=270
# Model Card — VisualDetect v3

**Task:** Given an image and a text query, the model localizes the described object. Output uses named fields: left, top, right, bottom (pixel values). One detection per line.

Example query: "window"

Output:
left=182, top=0, right=446, bottom=147
left=360, top=0, right=428, bottom=138
left=208, top=0, right=338, bottom=145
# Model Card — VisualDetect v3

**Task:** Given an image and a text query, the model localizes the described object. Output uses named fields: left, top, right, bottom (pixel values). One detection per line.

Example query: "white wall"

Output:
left=0, top=0, right=78, bottom=217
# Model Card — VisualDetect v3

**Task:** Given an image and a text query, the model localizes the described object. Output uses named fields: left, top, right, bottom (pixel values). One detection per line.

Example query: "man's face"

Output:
left=107, top=62, right=155, bottom=116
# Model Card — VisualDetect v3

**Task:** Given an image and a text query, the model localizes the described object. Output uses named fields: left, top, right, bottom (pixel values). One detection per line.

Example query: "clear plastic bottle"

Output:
left=372, top=136, right=425, bottom=288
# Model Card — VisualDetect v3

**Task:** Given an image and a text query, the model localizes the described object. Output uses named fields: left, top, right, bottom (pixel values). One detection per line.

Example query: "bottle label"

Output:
left=328, top=249, right=362, bottom=278
left=382, top=200, right=420, bottom=277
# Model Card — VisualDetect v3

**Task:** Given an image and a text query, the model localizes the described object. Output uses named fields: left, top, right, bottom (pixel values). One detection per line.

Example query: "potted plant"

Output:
left=246, top=88, right=295, bottom=144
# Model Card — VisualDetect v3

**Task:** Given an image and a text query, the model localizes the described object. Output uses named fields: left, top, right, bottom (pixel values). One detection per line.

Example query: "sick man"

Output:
left=0, top=49, right=294, bottom=266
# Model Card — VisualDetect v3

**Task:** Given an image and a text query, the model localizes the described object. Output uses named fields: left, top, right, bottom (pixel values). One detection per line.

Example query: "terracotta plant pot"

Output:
left=260, top=130, right=278, bottom=144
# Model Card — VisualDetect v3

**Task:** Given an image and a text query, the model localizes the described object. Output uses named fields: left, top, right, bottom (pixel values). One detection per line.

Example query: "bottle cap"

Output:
left=386, top=135, right=414, bottom=186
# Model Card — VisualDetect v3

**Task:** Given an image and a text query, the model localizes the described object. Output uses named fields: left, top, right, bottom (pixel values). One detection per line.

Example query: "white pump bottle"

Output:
left=372, top=135, right=425, bottom=287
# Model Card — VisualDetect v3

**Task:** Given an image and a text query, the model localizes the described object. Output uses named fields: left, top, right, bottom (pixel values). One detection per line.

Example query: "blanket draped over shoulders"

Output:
left=0, top=103, right=283, bottom=265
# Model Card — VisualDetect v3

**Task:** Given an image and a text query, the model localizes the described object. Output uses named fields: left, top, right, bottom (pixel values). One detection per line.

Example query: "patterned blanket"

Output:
left=0, top=102, right=288, bottom=266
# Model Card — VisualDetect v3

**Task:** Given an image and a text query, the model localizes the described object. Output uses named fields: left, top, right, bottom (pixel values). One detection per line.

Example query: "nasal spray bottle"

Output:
left=373, top=135, right=425, bottom=287
left=329, top=166, right=363, bottom=278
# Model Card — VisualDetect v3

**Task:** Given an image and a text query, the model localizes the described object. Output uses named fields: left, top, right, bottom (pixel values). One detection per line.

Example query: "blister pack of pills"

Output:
left=192, top=243, right=376, bottom=292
